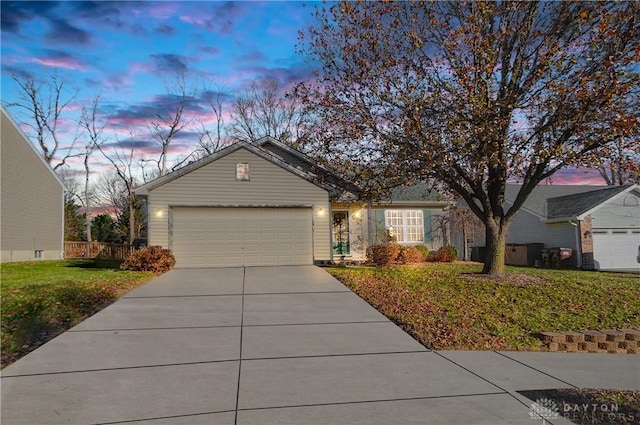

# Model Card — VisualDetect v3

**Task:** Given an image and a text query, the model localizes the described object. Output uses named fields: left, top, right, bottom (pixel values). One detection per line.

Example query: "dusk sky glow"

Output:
left=1, top=1, right=606, bottom=186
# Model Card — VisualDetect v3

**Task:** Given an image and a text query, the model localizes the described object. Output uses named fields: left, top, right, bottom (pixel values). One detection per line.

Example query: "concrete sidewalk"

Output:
left=2, top=266, right=638, bottom=425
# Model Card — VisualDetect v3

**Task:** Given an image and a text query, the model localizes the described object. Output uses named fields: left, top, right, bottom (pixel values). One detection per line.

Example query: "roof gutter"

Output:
left=541, top=216, right=578, bottom=224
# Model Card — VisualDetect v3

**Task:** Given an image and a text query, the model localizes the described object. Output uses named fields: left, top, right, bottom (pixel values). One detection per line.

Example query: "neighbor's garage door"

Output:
left=171, top=207, right=313, bottom=268
left=592, top=229, right=640, bottom=270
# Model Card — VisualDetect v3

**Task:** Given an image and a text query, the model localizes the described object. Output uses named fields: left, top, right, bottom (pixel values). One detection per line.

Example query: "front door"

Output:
left=332, top=211, right=350, bottom=257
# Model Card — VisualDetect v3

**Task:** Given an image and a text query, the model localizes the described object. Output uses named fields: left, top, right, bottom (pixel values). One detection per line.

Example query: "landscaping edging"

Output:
left=539, top=329, right=640, bottom=354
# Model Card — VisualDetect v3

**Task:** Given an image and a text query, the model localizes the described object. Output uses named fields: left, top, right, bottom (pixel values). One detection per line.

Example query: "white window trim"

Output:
left=385, top=210, right=424, bottom=244
left=236, top=163, right=250, bottom=181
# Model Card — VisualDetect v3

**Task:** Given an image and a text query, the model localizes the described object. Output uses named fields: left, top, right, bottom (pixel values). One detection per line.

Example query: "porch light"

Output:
left=155, top=209, right=164, bottom=218
left=317, top=207, right=325, bottom=216
left=353, top=209, right=362, bottom=219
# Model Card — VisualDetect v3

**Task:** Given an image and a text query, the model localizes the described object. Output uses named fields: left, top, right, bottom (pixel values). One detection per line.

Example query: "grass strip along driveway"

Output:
left=329, top=263, right=640, bottom=351
left=1, top=260, right=154, bottom=368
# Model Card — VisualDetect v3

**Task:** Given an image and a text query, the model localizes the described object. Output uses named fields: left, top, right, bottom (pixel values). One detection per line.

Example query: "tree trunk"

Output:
left=84, top=154, right=92, bottom=242
left=129, top=194, right=135, bottom=244
left=482, top=221, right=510, bottom=275
left=462, top=223, right=468, bottom=262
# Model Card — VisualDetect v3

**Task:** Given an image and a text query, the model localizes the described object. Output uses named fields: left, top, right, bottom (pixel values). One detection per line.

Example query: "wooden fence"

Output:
left=64, top=241, right=135, bottom=261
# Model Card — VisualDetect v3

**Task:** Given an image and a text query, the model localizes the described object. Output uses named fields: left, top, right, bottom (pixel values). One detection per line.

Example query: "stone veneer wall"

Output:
left=539, top=329, right=640, bottom=354
left=579, top=215, right=594, bottom=270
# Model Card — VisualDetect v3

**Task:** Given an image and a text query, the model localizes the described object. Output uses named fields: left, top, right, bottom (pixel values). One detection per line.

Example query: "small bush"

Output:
left=429, top=245, right=458, bottom=263
left=414, top=245, right=430, bottom=260
left=366, top=243, right=400, bottom=266
left=398, top=246, right=426, bottom=264
left=121, top=246, right=176, bottom=273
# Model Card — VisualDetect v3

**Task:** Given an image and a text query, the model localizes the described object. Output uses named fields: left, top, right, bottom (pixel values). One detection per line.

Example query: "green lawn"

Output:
left=1, top=260, right=155, bottom=368
left=329, top=263, right=640, bottom=351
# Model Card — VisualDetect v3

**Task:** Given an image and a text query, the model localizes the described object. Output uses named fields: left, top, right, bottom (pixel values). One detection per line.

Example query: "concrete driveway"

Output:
left=2, top=266, right=638, bottom=425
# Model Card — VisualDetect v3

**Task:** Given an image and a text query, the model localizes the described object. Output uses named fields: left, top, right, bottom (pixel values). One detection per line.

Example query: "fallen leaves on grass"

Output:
left=329, top=264, right=640, bottom=352
left=460, top=272, right=550, bottom=287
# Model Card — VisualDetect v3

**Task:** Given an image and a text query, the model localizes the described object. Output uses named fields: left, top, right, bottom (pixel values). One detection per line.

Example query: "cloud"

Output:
left=234, top=48, right=267, bottom=65
left=107, top=92, right=203, bottom=129
left=179, top=1, right=247, bottom=35
left=30, top=50, right=88, bottom=71
left=201, top=46, right=221, bottom=56
left=70, top=1, right=127, bottom=18
left=150, top=53, right=189, bottom=74
left=101, top=138, right=156, bottom=151
left=154, top=23, right=175, bottom=35
left=0, top=1, right=59, bottom=33
left=547, top=167, right=606, bottom=186
left=236, top=64, right=315, bottom=90
left=200, top=89, right=234, bottom=104
left=46, top=18, right=92, bottom=45
left=2, top=64, right=33, bottom=80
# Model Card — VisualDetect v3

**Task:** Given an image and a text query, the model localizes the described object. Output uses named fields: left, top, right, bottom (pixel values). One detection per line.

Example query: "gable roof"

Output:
left=505, top=184, right=604, bottom=218
left=0, top=106, right=64, bottom=189
left=373, top=183, right=450, bottom=208
left=547, top=184, right=638, bottom=220
left=135, top=140, right=347, bottom=198
left=505, top=183, right=640, bottom=221
left=253, top=136, right=363, bottom=200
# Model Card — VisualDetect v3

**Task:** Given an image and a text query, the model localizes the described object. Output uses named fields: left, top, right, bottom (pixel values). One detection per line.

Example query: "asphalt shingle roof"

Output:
left=546, top=184, right=633, bottom=219
left=505, top=184, right=605, bottom=217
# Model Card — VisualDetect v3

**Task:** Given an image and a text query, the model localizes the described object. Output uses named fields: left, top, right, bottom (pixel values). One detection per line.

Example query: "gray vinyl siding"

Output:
left=590, top=192, right=640, bottom=230
left=470, top=206, right=577, bottom=250
left=1, top=108, right=64, bottom=262
left=147, top=148, right=331, bottom=261
left=505, top=207, right=577, bottom=249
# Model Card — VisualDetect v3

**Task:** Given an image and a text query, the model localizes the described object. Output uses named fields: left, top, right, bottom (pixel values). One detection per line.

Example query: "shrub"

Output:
left=429, top=245, right=458, bottom=263
left=366, top=243, right=400, bottom=266
left=121, top=246, right=176, bottom=273
left=398, top=246, right=426, bottom=264
left=414, top=245, right=430, bottom=260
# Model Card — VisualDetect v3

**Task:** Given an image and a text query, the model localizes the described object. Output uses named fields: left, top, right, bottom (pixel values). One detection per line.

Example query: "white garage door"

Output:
left=592, top=229, right=640, bottom=270
left=171, top=207, right=313, bottom=268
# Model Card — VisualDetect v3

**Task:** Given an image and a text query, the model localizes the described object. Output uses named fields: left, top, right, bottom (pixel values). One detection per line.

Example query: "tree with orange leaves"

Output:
left=297, top=1, right=639, bottom=274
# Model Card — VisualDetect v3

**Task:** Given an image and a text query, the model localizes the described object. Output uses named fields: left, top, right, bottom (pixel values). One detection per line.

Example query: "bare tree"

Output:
left=95, top=172, right=129, bottom=219
left=198, top=81, right=228, bottom=155
left=590, top=138, right=640, bottom=185
left=449, top=205, right=485, bottom=261
left=78, top=95, right=105, bottom=242
left=57, top=168, right=93, bottom=242
left=149, top=74, right=194, bottom=176
left=94, top=131, right=141, bottom=244
left=8, top=74, right=80, bottom=169
left=228, top=78, right=311, bottom=147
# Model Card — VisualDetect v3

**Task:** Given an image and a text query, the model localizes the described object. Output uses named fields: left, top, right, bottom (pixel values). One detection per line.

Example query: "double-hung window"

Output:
left=385, top=210, right=424, bottom=244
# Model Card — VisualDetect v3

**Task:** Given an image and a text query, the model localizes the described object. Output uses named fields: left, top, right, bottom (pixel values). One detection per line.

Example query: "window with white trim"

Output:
left=385, top=210, right=424, bottom=243
left=236, top=163, right=250, bottom=181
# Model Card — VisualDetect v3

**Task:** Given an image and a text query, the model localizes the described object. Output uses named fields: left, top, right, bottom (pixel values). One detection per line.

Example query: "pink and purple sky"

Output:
left=1, top=1, right=606, bottom=186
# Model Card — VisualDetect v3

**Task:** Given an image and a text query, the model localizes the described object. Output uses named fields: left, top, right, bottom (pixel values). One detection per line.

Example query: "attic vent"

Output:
left=236, top=163, right=250, bottom=181
left=623, top=196, right=639, bottom=207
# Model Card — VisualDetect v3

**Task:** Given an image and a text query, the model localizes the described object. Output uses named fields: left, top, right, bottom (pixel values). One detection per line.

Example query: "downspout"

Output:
left=61, top=188, right=66, bottom=260
left=367, top=200, right=374, bottom=248
left=569, top=220, right=581, bottom=269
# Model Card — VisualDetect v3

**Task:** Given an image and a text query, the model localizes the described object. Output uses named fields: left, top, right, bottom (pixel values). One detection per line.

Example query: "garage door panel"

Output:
left=171, top=207, right=313, bottom=268
left=592, top=229, right=639, bottom=270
